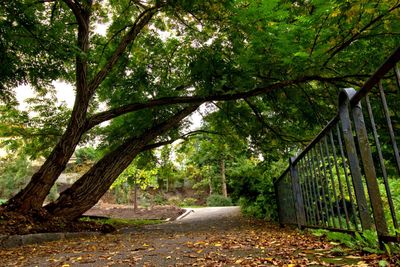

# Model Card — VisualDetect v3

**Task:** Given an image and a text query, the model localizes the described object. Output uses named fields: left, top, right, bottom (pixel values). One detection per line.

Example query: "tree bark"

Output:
left=45, top=105, right=199, bottom=220
left=221, top=159, right=227, bottom=197
left=5, top=4, right=92, bottom=212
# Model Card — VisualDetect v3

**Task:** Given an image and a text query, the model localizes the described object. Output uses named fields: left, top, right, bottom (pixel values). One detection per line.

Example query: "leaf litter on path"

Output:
left=0, top=217, right=396, bottom=266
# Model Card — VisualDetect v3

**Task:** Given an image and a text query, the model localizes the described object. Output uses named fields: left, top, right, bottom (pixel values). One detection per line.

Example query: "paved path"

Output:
left=179, top=206, right=241, bottom=222
left=0, top=207, right=376, bottom=266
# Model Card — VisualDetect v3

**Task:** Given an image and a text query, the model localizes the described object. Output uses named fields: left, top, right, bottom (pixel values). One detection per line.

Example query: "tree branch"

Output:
left=323, top=2, right=400, bottom=66
left=87, top=6, right=160, bottom=94
left=140, top=130, right=221, bottom=151
left=85, top=74, right=363, bottom=130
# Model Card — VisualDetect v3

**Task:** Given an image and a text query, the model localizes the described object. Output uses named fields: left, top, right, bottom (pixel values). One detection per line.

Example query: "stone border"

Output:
left=0, top=232, right=101, bottom=249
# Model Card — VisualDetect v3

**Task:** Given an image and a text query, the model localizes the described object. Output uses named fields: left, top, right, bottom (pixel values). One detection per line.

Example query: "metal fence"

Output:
left=274, top=46, right=400, bottom=244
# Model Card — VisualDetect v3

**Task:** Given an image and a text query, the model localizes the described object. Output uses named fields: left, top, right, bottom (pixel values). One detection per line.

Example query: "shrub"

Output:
left=75, top=147, right=100, bottom=164
left=167, top=196, right=181, bottom=206
left=0, top=155, right=32, bottom=199
left=179, top=197, right=197, bottom=207
left=206, top=194, right=232, bottom=207
left=153, top=194, right=167, bottom=205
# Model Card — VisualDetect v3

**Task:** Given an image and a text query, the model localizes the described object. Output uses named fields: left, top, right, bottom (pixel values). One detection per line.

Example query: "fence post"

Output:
left=290, top=157, right=306, bottom=228
left=350, top=89, right=389, bottom=243
left=338, top=88, right=372, bottom=231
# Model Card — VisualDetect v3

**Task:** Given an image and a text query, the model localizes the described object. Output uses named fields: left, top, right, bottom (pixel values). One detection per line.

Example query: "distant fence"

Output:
left=274, top=46, right=400, bottom=244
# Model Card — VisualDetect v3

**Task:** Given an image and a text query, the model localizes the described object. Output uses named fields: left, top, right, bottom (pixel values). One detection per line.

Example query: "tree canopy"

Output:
left=0, top=0, right=399, bottom=220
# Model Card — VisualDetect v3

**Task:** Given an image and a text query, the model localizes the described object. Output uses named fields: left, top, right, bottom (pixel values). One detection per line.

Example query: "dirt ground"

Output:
left=0, top=203, right=184, bottom=236
left=83, top=202, right=185, bottom=220
left=1, top=210, right=397, bottom=266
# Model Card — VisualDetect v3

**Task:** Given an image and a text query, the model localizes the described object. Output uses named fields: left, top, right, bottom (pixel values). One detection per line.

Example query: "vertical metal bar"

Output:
left=336, top=124, right=360, bottom=231
left=352, top=97, right=389, bottom=240
left=378, top=81, right=400, bottom=175
left=306, top=153, right=321, bottom=225
left=330, top=130, right=351, bottom=230
left=303, top=157, right=317, bottom=225
left=311, top=148, right=328, bottom=227
left=318, top=142, right=336, bottom=228
left=365, top=95, right=398, bottom=229
left=290, top=158, right=307, bottom=228
left=339, top=89, right=372, bottom=231
left=297, top=159, right=311, bottom=225
left=324, top=136, right=343, bottom=229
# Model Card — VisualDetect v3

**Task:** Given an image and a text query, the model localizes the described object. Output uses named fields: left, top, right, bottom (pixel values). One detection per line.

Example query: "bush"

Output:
left=0, top=155, right=32, bottom=199
left=179, top=197, right=197, bottom=207
left=238, top=194, right=277, bottom=220
left=206, top=194, right=232, bottom=207
left=153, top=194, right=167, bottom=205
left=75, top=147, right=100, bottom=164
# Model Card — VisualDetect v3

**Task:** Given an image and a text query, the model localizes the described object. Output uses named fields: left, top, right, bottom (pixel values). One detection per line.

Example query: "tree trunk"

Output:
left=6, top=116, right=88, bottom=212
left=133, top=178, right=138, bottom=211
left=45, top=105, right=199, bottom=220
left=209, top=166, right=213, bottom=195
left=221, top=159, right=227, bottom=197
left=6, top=7, right=92, bottom=212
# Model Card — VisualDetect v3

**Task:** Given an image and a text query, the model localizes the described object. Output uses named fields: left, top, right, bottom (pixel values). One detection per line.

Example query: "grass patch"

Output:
left=80, top=217, right=164, bottom=227
left=0, top=199, right=7, bottom=204
left=179, top=205, right=204, bottom=208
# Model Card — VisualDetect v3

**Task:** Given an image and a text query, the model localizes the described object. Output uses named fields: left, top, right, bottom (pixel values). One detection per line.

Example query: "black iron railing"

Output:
left=274, top=46, right=400, bottom=244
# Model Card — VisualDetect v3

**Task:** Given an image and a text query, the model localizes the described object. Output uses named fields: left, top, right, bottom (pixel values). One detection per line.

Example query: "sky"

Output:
left=15, top=81, right=75, bottom=110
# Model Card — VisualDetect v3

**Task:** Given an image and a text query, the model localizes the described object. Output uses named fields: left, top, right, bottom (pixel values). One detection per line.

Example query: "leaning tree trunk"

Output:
left=6, top=107, right=89, bottom=212
left=6, top=10, right=92, bottom=212
left=45, top=105, right=199, bottom=220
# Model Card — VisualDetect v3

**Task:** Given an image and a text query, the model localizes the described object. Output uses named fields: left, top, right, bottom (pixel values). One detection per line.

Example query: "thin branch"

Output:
left=88, top=6, right=160, bottom=94
left=323, top=3, right=400, bottom=66
left=141, top=130, right=221, bottom=151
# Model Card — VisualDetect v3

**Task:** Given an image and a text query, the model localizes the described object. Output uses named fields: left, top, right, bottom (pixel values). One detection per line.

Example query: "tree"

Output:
left=1, top=0, right=398, bottom=222
left=2, top=0, right=228, bottom=213
left=112, top=153, right=158, bottom=209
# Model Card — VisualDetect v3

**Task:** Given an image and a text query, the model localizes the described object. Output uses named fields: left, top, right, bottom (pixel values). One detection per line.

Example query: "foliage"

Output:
left=179, top=198, right=198, bottom=207
left=75, top=146, right=101, bottom=164
left=111, top=153, right=158, bottom=204
left=206, top=194, right=233, bottom=207
left=0, top=154, right=32, bottom=199
left=1, top=0, right=399, bottom=217
left=311, top=229, right=400, bottom=255
left=379, top=178, right=400, bottom=235
left=153, top=194, right=167, bottom=205
left=0, top=98, right=70, bottom=159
